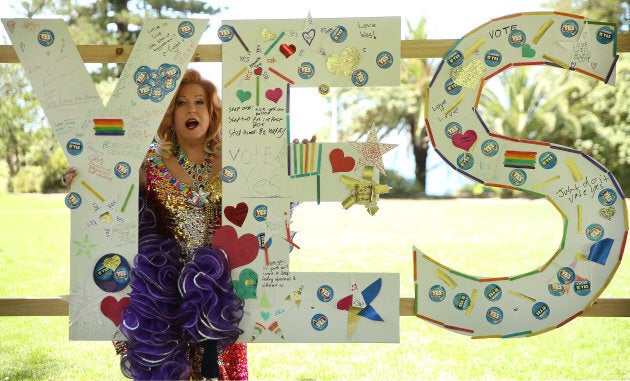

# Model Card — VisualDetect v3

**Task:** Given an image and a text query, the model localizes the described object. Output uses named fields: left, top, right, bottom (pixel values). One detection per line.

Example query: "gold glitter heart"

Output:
left=451, top=59, right=486, bottom=89
left=326, top=47, right=361, bottom=77
left=261, top=28, right=276, bottom=42
left=600, top=207, right=616, bottom=220
left=103, top=255, right=121, bottom=271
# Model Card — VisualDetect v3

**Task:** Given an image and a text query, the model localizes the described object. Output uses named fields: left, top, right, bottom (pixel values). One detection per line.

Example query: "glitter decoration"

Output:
left=350, top=126, right=397, bottom=175
left=450, top=59, right=486, bottom=89
left=260, top=27, right=276, bottom=42
left=326, top=46, right=361, bottom=77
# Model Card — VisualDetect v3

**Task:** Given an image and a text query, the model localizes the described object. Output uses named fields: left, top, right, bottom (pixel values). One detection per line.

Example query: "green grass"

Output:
left=1, top=194, right=629, bottom=380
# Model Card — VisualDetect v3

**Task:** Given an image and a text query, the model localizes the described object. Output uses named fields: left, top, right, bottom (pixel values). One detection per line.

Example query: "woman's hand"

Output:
left=61, top=167, right=78, bottom=188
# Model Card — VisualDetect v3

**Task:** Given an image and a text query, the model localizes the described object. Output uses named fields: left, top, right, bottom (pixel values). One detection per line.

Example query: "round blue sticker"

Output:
left=297, top=62, right=315, bottom=80
left=429, top=285, right=446, bottom=302
left=484, top=284, right=502, bottom=302
left=66, top=138, right=83, bottom=156
left=93, top=254, right=131, bottom=293
left=586, top=223, right=604, bottom=241
left=351, top=69, right=369, bottom=87
left=508, top=29, right=526, bottom=47
left=486, top=307, right=503, bottom=324
left=445, top=122, right=462, bottom=139
left=560, top=20, right=579, bottom=38
left=376, top=51, right=394, bottom=69
left=557, top=266, right=576, bottom=284
left=457, top=153, right=474, bottom=170
left=257, top=233, right=272, bottom=249
left=453, top=293, right=471, bottom=311
left=217, top=25, right=235, bottom=42
left=178, top=21, right=195, bottom=38
left=532, top=301, right=550, bottom=320
left=508, top=169, right=527, bottom=186
left=311, top=313, right=329, bottom=331
left=574, top=279, right=591, bottom=296
left=539, top=151, right=557, bottom=169
left=65, top=192, right=82, bottom=209
left=598, top=188, right=617, bottom=206
left=444, top=78, right=462, bottom=96
left=253, top=205, right=268, bottom=222
left=114, top=162, right=131, bottom=179
left=317, top=285, right=334, bottom=302
left=446, top=50, right=464, bottom=67
left=484, top=49, right=502, bottom=67
left=596, top=26, right=614, bottom=44
left=548, top=282, right=566, bottom=296
left=481, top=139, right=499, bottom=157
left=38, top=29, right=55, bottom=47
left=330, top=26, right=348, bottom=43
left=220, top=166, right=237, bottom=183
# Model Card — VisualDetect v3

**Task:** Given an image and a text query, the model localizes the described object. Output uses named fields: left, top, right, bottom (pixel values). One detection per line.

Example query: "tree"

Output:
left=17, top=0, right=223, bottom=81
left=0, top=65, right=41, bottom=179
left=1, top=0, right=225, bottom=192
left=544, top=0, right=629, bottom=32
left=330, top=18, right=432, bottom=189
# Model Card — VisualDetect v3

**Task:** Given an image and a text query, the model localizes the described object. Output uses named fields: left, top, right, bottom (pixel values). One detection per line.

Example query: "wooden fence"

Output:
left=0, top=37, right=629, bottom=318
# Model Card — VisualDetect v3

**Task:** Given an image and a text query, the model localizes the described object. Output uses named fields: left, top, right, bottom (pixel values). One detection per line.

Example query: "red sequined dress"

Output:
left=136, top=143, right=248, bottom=380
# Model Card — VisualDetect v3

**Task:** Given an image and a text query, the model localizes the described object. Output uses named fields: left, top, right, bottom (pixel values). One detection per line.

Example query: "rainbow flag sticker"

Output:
left=504, top=150, right=536, bottom=169
left=93, top=118, right=125, bottom=136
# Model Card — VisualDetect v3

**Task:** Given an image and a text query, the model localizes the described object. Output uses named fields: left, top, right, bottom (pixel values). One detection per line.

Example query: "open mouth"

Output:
left=185, top=118, right=199, bottom=130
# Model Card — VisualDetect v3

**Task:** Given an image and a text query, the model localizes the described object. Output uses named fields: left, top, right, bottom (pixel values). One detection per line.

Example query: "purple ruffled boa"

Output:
left=119, top=196, right=244, bottom=380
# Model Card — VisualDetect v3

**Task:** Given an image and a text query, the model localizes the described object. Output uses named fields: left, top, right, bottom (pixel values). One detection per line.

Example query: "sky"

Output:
left=1, top=0, right=550, bottom=188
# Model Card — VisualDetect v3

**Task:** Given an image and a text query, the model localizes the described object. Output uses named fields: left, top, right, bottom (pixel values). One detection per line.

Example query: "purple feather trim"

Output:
left=118, top=196, right=243, bottom=379
left=179, top=246, right=244, bottom=350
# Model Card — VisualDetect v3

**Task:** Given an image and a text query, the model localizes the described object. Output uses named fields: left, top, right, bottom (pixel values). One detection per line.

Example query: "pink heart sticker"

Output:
left=100, top=296, right=130, bottom=327
left=212, top=225, right=259, bottom=269
left=329, top=148, right=355, bottom=173
left=452, top=130, right=477, bottom=152
left=265, top=88, right=283, bottom=103
left=224, top=202, right=248, bottom=227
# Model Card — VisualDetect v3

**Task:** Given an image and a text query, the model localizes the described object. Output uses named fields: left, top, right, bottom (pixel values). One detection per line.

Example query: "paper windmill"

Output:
left=336, top=277, right=384, bottom=338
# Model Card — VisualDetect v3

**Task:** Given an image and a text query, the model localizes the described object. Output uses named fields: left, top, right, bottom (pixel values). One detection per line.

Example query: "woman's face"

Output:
left=172, top=83, right=211, bottom=145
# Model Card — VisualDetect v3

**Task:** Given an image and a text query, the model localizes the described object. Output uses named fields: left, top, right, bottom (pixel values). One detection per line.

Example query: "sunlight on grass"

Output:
left=1, top=194, right=628, bottom=380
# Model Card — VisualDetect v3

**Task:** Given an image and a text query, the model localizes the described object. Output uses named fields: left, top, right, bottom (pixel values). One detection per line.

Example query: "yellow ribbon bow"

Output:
left=340, top=166, right=390, bottom=215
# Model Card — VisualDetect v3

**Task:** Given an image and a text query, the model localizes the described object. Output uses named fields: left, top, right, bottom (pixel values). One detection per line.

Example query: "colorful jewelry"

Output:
left=174, top=145, right=214, bottom=205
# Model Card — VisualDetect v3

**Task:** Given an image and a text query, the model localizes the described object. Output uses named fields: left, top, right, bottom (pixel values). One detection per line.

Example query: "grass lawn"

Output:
left=1, top=194, right=628, bottom=380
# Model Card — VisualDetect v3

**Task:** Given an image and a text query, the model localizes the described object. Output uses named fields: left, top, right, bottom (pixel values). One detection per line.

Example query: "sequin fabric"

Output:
left=144, top=143, right=248, bottom=381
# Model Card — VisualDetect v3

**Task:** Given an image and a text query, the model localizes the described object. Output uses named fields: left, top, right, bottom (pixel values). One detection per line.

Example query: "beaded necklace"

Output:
left=174, top=145, right=214, bottom=205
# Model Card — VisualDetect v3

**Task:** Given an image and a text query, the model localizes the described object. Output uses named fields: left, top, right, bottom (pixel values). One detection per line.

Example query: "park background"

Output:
left=1, top=0, right=629, bottom=380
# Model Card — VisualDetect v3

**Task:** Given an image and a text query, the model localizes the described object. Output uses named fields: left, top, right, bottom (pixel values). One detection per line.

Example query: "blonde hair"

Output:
left=156, top=69, right=222, bottom=158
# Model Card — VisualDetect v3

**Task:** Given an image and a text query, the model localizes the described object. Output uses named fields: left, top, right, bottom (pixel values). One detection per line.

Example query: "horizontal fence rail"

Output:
left=0, top=36, right=628, bottom=318
left=0, top=35, right=629, bottom=63
left=1, top=297, right=629, bottom=317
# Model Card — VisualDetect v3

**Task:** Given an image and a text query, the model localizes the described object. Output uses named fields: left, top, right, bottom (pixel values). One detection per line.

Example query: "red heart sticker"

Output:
left=329, top=148, right=355, bottom=173
left=212, top=225, right=259, bottom=269
left=279, top=43, right=296, bottom=58
left=254, top=67, right=263, bottom=76
left=224, top=202, right=248, bottom=227
left=100, top=296, right=130, bottom=327
left=265, top=88, right=283, bottom=103
left=452, top=130, right=477, bottom=152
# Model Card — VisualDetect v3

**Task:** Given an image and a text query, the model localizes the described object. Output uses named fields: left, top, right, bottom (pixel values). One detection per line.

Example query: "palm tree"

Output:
left=479, top=66, right=596, bottom=148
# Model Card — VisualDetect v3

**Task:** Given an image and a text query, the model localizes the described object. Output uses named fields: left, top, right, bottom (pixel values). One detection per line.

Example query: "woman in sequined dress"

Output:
left=63, top=69, right=248, bottom=380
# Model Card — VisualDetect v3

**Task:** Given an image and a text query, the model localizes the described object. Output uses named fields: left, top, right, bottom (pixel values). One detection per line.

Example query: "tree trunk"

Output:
left=408, top=117, right=429, bottom=190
